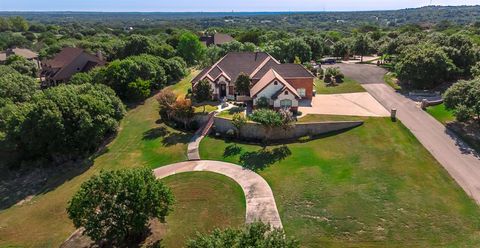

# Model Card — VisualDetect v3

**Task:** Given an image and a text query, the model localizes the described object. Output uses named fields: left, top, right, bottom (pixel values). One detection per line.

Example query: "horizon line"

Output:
left=0, top=4, right=478, bottom=13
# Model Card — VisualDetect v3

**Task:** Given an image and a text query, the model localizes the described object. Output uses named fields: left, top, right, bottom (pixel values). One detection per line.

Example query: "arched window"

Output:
left=280, top=99, right=292, bottom=108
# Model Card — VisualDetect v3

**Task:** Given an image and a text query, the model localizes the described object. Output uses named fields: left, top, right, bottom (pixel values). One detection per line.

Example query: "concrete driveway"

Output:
left=299, top=92, right=390, bottom=117
left=333, top=63, right=480, bottom=205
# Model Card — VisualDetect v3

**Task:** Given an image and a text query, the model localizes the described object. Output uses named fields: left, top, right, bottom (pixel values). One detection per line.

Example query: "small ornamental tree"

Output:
left=249, top=109, right=283, bottom=142
left=235, top=73, right=251, bottom=96
left=232, top=113, right=247, bottom=138
left=172, top=98, right=195, bottom=129
left=67, top=168, right=174, bottom=244
left=157, top=89, right=177, bottom=120
left=193, top=79, right=213, bottom=113
left=255, top=97, right=270, bottom=109
left=278, top=108, right=295, bottom=135
left=186, top=222, right=299, bottom=248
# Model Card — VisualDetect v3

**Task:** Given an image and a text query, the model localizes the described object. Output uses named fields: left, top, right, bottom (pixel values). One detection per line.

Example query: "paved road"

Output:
left=153, top=160, right=283, bottom=228
left=331, top=63, right=480, bottom=204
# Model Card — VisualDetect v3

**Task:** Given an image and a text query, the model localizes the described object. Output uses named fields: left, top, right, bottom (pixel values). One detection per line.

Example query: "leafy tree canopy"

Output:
left=67, top=168, right=174, bottom=244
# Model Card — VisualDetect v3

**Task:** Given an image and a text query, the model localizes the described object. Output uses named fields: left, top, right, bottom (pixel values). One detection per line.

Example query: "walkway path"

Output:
left=154, top=160, right=283, bottom=228
left=183, top=104, right=283, bottom=227
left=333, top=63, right=480, bottom=205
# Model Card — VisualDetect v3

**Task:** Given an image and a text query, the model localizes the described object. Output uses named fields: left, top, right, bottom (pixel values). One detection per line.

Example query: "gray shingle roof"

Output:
left=192, top=52, right=314, bottom=85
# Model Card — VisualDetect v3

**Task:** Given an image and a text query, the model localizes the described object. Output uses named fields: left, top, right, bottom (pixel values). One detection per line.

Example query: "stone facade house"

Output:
left=41, top=47, right=105, bottom=86
left=191, top=52, right=315, bottom=111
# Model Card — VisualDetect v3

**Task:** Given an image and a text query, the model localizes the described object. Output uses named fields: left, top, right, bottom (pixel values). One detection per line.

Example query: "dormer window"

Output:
left=274, top=81, right=278, bottom=85
left=285, top=91, right=289, bottom=95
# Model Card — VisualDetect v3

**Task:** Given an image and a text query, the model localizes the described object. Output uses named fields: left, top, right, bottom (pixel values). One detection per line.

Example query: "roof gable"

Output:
left=250, top=69, right=300, bottom=99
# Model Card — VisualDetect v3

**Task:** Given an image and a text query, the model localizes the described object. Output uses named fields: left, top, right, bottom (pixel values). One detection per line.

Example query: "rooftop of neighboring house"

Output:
left=0, top=47, right=38, bottom=62
left=192, top=52, right=314, bottom=85
left=200, top=33, right=234, bottom=46
left=41, top=47, right=105, bottom=81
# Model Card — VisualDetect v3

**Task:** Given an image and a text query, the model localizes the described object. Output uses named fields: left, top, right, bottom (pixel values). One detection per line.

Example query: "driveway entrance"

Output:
left=299, top=92, right=390, bottom=117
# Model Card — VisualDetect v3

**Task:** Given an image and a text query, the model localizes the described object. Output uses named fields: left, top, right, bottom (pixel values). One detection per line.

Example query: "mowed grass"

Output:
left=199, top=117, right=480, bottom=247
left=167, top=69, right=198, bottom=98
left=161, top=172, right=246, bottom=247
left=315, top=77, right=366, bottom=94
left=426, top=103, right=456, bottom=124
left=0, top=71, right=242, bottom=247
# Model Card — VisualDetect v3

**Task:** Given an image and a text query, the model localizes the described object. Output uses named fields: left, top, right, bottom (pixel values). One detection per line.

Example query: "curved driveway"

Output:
left=332, top=63, right=480, bottom=205
left=154, top=160, right=283, bottom=228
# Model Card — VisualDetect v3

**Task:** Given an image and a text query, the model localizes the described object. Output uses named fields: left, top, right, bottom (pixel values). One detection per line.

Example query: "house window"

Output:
left=297, top=88, right=306, bottom=97
left=273, top=81, right=278, bottom=85
left=284, top=91, right=289, bottom=95
left=280, top=99, right=292, bottom=108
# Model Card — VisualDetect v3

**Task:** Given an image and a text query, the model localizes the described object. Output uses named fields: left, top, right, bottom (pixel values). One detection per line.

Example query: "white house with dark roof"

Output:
left=191, top=52, right=314, bottom=111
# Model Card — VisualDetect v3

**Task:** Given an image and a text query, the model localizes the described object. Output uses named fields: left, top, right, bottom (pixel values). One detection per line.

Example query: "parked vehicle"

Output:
left=320, top=58, right=336, bottom=64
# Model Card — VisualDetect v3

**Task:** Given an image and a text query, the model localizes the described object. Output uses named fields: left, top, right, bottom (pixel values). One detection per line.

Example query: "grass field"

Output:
left=167, top=70, right=198, bottom=98
left=199, top=117, right=480, bottom=247
left=315, top=77, right=366, bottom=94
left=426, top=103, right=456, bottom=124
left=161, top=172, right=246, bottom=247
left=0, top=70, right=245, bottom=247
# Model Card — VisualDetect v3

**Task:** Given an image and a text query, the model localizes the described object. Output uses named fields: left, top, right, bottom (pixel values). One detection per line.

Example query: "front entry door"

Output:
left=220, top=84, right=227, bottom=98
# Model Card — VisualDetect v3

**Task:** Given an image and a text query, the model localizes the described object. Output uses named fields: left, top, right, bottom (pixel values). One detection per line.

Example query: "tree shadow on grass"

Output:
left=0, top=158, right=92, bottom=210
left=223, top=144, right=243, bottom=158
left=143, top=126, right=191, bottom=147
left=162, top=132, right=191, bottom=147
left=142, top=126, right=168, bottom=140
left=239, top=146, right=291, bottom=171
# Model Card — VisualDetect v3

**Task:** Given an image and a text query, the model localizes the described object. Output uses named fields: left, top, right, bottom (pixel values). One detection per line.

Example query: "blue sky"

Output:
left=1, top=0, right=479, bottom=12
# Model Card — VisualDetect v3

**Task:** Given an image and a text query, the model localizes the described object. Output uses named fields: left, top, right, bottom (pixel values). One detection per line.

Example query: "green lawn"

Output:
left=217, top=106, right=246, bottom=119
left=161, top=172, right=246, bottom=247
left=315, top=77, right=366, bottom=94
left=194, top=103, right=219, bottom=114
left=0, top=70, right=241, bottom=247
left=426, top=103, right=456, bottom=124
left=167, top=69, right=198, bottom=98
left=199, top=117, right=480, bottom=247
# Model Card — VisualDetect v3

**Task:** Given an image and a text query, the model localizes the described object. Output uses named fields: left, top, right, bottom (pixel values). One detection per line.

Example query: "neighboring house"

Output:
left=41, top=47, right=105, bottom=86
left=191, top=52, right=315, bottom=111
left=200, top=33, right=234, bottom=46
left=0, top=47, right=39, bottom=65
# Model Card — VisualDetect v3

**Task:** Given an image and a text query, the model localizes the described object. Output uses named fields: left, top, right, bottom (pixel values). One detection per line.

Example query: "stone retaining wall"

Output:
left=212, top=117, right=363, bottom=141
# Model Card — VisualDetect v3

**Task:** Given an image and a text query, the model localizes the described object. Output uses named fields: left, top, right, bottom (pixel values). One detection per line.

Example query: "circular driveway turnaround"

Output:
left=154, top=160, right=283, bottom=228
